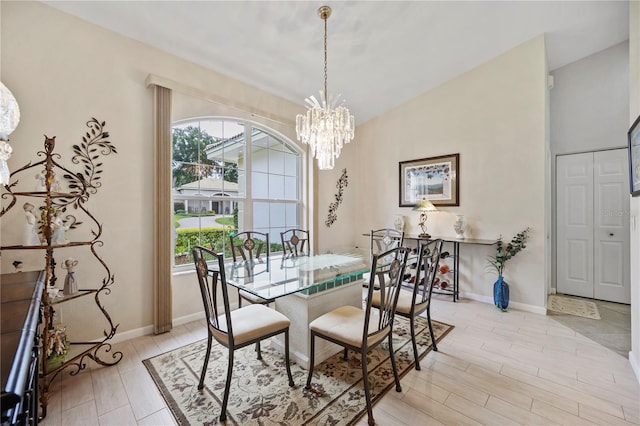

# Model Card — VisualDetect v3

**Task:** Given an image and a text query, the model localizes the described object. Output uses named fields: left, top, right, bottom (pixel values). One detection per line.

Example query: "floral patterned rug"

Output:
left=143, top=316, right=453, bottom=425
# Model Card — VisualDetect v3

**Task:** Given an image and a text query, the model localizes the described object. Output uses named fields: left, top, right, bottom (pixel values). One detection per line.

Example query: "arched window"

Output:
left=172, top=117, right=302, bottom=267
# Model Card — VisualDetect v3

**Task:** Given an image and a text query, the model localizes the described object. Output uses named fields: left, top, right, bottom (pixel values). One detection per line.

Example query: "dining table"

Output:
left=223, top=248, right=370, bottom=369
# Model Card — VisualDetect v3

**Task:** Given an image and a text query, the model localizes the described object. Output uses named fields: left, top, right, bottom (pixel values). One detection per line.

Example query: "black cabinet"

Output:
left=1, top=271, right=45, bottom=425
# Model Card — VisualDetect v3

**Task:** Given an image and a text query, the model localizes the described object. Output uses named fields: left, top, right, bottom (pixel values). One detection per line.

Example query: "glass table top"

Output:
left=223, top=249, right=370, bottom=300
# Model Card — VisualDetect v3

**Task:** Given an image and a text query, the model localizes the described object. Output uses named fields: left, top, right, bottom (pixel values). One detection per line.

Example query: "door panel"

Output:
left=566, top=239, right=589, bottom=280
left=557, top=153, right=594, bottom=298
left=593, top=149, right=630, bottom=303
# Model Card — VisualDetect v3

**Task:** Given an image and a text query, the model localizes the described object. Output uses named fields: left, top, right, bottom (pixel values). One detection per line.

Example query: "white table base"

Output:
left=271, top=281, right=363, bottom=369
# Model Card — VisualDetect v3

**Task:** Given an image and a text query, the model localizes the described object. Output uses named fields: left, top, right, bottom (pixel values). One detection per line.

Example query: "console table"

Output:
left=362, top=232, right=496, bottom=302
left=403, top=235, right=497, bottom=301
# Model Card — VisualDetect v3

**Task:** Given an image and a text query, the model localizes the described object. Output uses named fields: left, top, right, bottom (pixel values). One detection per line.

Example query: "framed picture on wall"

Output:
left=629, top=115, right=640, bottom=197
left=399, top=153, right=459, bottom=207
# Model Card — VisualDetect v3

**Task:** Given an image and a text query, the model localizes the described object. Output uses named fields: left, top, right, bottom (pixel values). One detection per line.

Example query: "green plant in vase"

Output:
left=486, top=227, right=530, bottom=311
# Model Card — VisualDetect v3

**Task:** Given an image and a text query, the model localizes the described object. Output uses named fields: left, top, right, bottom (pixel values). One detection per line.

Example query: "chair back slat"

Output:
left=370, top=228, right=404, bottom=261
left=414, top=239, right=443, bottom=306
left=231, top=231, right=270, bottom=262
left=192, top=245, right=233, bottom=341
left=364, top=246, right=410, bottom=340
left=280, top=229, right=310, bottom=256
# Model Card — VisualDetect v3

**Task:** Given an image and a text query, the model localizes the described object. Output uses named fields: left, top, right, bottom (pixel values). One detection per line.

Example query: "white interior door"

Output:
left=557, top=153, right=594, bottom=298
left=593, top=150, right=630, bottom=303
left=556, top=149, right=630, bottom=304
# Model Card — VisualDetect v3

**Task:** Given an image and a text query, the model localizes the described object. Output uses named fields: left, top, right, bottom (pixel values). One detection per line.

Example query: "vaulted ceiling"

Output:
left=43, top=1, right=629, bottom=124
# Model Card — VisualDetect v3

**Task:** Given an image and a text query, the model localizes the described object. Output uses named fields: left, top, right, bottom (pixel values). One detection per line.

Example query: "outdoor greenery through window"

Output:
left=172, top=118, right=302, bottom=267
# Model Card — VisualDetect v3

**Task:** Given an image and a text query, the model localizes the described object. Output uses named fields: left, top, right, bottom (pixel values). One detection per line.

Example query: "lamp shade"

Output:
left=413, top=198, right=437, bottom=212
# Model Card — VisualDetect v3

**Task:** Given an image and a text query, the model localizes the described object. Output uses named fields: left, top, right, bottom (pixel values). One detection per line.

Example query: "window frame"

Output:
left=171, top=117, right=305, bottom=272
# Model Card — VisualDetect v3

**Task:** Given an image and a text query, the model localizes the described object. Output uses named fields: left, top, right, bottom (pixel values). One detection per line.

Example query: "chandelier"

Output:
left=296, top=5, right=354, bottom=170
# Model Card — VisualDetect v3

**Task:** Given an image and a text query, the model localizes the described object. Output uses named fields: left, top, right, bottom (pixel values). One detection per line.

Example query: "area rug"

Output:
left=548, top=294, right=601, bottom=319
left=143, top=316, right=453, bottom=425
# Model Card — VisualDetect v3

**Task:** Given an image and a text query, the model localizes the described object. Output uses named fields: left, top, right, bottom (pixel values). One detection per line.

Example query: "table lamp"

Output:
left=413, top=198, right=437, bottom=238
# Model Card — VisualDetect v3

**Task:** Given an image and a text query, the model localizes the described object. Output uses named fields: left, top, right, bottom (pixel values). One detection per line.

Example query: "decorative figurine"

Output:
left=62, top=258, right=79, bottom=295
left=51, top=210, right=68, bottom=244
left=23, top=202, right=41, bottom=245
left=12, top=260, right=23, bottom=272
left=35, top=169, right=47, bottom=192
left=51, top=174, right=61, bottom=192
left=35, top=169, right=61, bottom=192
left=47, top=286, right=60, bottom=300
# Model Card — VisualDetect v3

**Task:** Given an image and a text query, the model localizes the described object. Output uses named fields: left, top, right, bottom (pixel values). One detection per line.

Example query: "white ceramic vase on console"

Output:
left=393, top=215, right=405, bottom=232
left=454, top=214, right=465, bottom=239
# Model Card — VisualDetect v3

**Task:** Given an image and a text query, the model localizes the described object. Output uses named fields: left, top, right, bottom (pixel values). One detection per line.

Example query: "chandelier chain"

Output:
left=324, top=15, right=328, bottom=100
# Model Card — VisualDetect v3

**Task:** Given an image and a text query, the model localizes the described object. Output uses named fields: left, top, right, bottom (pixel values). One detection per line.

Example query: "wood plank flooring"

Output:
left=39, top=296, right=640, bottom=425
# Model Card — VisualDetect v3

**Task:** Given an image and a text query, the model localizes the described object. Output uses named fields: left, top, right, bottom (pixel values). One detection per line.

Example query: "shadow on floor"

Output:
left=548, top=294, right=631, bottom=358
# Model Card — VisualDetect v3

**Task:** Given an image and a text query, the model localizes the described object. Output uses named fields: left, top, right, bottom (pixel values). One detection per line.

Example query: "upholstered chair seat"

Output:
left=372, top=290, right=428, bottom=316
left=309, top=306, right=386, bottom=348
left=211, top=304, right=290, bottom=346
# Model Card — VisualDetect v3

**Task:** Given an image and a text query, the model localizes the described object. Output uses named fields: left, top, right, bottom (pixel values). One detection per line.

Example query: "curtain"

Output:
left=152, top=84, right=173, bottom=334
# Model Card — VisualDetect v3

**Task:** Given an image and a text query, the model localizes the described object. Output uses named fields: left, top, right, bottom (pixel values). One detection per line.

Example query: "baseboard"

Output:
left=173, top=311, right=205, bottom=327
left=630, top=351, right=640, bottom=384
left=109, top=324, right=154, bottom=344
left=462, top=292, right=547, bottom=315
left=108, top=310, right=206, bottom=345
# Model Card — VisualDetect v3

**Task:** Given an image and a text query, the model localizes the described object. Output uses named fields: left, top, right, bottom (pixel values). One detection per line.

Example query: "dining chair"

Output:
left=280, top=228, right=310, bottom=256
left=370, top=228, right=404, bottom=259
left=230, top=230, right=270, bottom=262
left=192, top=245, right=294, bottom=422
left=304, top=245, right=411, bottom=426
left=367, top=228, right=405, bottom=289
left=372, top=239, right=442, bottom=370
left=230, top=231, right=273, bottom=308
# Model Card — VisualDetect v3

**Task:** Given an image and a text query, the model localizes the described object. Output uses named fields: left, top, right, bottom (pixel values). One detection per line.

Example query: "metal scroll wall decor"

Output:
left=325, top=168, right=348, bottom=227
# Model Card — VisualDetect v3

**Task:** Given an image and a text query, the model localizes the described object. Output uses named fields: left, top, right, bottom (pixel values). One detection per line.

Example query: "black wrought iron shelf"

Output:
left=1, top=119, right=122, bottom=420
left=1, top=241, right=95, bottom=250
left=41, top=341, right=119, bottom=376
left=49, top=289, right=97, bottom=305
left=8, top=191, right=77, bottom=198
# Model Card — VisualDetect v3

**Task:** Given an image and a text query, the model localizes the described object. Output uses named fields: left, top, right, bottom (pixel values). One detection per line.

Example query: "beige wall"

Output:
left=629, top=0, right=640, bottom=382
left=0, top=1, right=302, bottom=339
left=320, top=36, right=548, bottom=310
left=551, top=41, right=629, bottom=155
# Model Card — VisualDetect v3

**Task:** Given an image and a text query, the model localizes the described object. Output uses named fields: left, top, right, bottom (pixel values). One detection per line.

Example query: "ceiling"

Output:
left=43, top=1, right=629, bottom=124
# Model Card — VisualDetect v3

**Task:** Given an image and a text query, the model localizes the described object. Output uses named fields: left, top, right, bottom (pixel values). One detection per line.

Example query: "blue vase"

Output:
left=493, top=275, right=509, bottom=311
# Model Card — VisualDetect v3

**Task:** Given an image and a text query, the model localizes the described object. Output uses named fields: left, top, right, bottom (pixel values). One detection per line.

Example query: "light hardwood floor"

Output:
left=39, top=296, right=640, bottom=425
